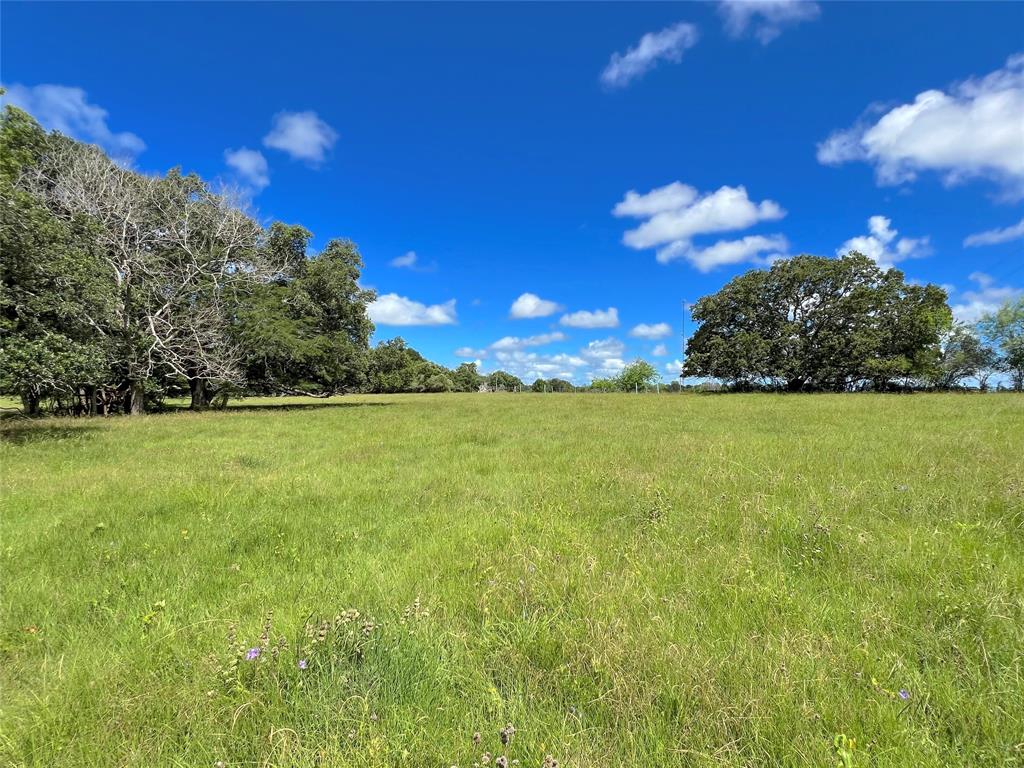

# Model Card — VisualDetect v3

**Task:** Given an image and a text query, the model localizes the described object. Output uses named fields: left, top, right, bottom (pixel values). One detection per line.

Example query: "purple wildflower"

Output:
left=298, top=659, right=308, bottom=670
left=898, top=688, right=911, bottom=700
left=245, top=647, right=261, bottom=661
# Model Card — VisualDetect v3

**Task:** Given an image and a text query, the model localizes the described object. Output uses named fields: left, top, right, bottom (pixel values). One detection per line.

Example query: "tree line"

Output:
left=3, top=103, right=1021, bottom=415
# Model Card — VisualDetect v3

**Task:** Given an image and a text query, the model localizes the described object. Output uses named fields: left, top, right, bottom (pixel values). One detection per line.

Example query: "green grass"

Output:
left=1, top=393, right=1022, bottom=767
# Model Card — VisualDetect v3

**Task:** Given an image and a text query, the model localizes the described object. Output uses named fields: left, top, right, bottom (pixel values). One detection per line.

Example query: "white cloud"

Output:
left=658, top=233, right=789, bottom=271
left=560, top=307, right=620, bottom=328
left=455, top=346, right=487, bottom=358
left=263, top=110, right=338, bottom=164
left=509, top=292, right=562, bottom=319
left=817, top=53, right=1024, bottom=197
left=964, top=218, right=1024, bottom=247
left=665, top=359, right=685, bottom=375
left=613, top=182, right=698, bottom=218
left=838, top=215, right=930, bottom=270
left=652, top=344, right=668, bottom=356
left=718, top=0, right=820, bottom=44
left=951, top=272, right=1023, bottom=323
left=390, top=251, right=418, bottom=268
left=2, top=83, right=145, bottom=162
left=600, top=22, right=699, bottom=89
left=580, top=337, right=626, bottom=362
left=629, top=322, right=672, bottom=339
left=368, top=293, right=456, bottom=326
left=224, top=147, right=269, bottom=192
left=616, top=183, right=786, bottom=250
left=490, top=332, right=567, bottom=350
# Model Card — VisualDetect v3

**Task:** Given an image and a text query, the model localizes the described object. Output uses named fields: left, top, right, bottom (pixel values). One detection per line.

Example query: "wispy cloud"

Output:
left=951, top=272, right=1023, bottom=323
left=629, top=322, right=672, bottom=339
left=2, top=83, right=145, bottom=163
left=600, top=22, right=699, bottom=89
left=491, top=332, right=567, bottom=350
left=964, top=218, right=1024, bottom=247
left=224, top=147, right=269, bottom=193
left=263, top=110, right=338, bottom=164
left=560, top=307, right=619, bottom=329
left=718, top=0, right=820, bottom=44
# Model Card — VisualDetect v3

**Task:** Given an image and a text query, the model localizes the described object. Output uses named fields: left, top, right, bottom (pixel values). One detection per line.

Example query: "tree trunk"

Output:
left=189, top=377, right=210, bottom=410
left=20, top=391, right=40, bottom=416
left=127, top=380, right=145, bottom=415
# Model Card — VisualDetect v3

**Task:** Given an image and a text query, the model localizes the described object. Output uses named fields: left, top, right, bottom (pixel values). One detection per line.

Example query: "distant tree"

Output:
left=422, top=372, right=455, bottom=392
left=530, top=378, right=546, bottom=392
left=451, top=362, right=484, bottom=392
left=684, top=253, right=951, bottom=391
left=589, top=377, right=619, bottom=392
left=935, top=324, right=998, bottom=389
left=618, top=359, right=659, bottom=391
left=545, top=378, right=573, bottom=392
left=486, top=370, right=523, bottom=391
left=979, top=298, right=1024, bottom=391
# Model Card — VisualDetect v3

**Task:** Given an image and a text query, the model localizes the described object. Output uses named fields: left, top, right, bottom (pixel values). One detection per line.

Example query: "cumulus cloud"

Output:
left=263, top=110, right=338, bottom=164
left=615, top=182, right=787, bottom=270
left=390, top=251, right=418, bottom=268
left=964, top=218, right=1024, bottom=247
left=616, top=183, right=786, bottom=249
left=657, top=234, right=789, bottom=271
left=838, top=215, right=930, bottom=270
left=455, top=346, right=487, bottom=358
left=2, top=83, right=145, bottom=162
left=580, top=337, right=626, bottom=362
left=665, top=359, right=685, bottom=375
left=629, top=322, right=672, bottom=339
left=560, top=307, right=620, bottom=329
left=509, top=292, right=562, bottom=319
left=817, top=53, right=1024, bottom=197
left=951, top=272, right=1023, bottom=323
left=600, top=22, right=699, bottom=89
left=368, top=293, right=456, bottom=326
left=718, top=0, right=820, bottom=44
left=652, top=344, right=669, bottom=356
left=224, top=147, right=269, bottom=192
left=490, top=332, right=567, bottom=350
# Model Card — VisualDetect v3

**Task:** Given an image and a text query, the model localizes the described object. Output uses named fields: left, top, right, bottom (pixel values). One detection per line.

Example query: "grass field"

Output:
left=1, top=393, right=1022, bottom=767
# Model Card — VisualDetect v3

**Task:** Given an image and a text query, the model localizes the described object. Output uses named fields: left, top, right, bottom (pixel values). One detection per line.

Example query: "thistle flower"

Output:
left=245, top=647, right=260, bottom=661
left=298, top=659, right=308, bottom=670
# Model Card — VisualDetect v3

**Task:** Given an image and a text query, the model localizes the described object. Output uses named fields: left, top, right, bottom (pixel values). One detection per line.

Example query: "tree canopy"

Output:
left=683, top=253, right=952, bottom=391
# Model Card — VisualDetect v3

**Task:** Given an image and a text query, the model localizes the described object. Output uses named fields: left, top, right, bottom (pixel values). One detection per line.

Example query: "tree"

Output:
left=683, top=253, right=952, bottom=391
left=22, top=134, right=272, bottom=412
left=979, top=298, right=1024, bottom=391
left=0, top=105, right=115, bottom=414
left=530, top=378, right=547, bottom=392
left=235, top=235, right=375, bottom=398
left=618, top=359, right=659, bottom=391
left=935, top=324, right=998, bottom=389
left=451, top=362, right=484, bottom=392
left=545, top=378, right=573, bottom=392
left=486, top=370, right=523, bottom=391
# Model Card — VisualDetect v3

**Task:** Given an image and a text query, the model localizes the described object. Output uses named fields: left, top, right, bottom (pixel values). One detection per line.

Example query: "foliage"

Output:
left=683, top=253, right=953, bottom=390
left=617, top=359, right=659, bottom=391
left=485, top=370, right=523, bottom=391
left=935, top=324, right=998, bottom=389
left=978, top=297, right=1024, bottom=391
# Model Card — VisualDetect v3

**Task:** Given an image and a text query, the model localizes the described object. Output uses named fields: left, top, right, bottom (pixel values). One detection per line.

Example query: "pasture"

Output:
left=1, top=393, right=1022, bottom=767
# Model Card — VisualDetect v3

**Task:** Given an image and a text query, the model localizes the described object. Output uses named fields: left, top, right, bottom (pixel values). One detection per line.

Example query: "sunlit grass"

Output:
left=1, top=393, right=1022, bottom=767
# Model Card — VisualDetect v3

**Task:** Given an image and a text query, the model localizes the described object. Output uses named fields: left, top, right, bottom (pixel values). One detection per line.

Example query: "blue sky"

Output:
left=3, top=1, right=1023, bottom=383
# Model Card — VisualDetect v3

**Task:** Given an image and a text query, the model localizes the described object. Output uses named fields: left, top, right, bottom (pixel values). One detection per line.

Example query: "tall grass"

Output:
left=1, top=393, right=1022, bottom=767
